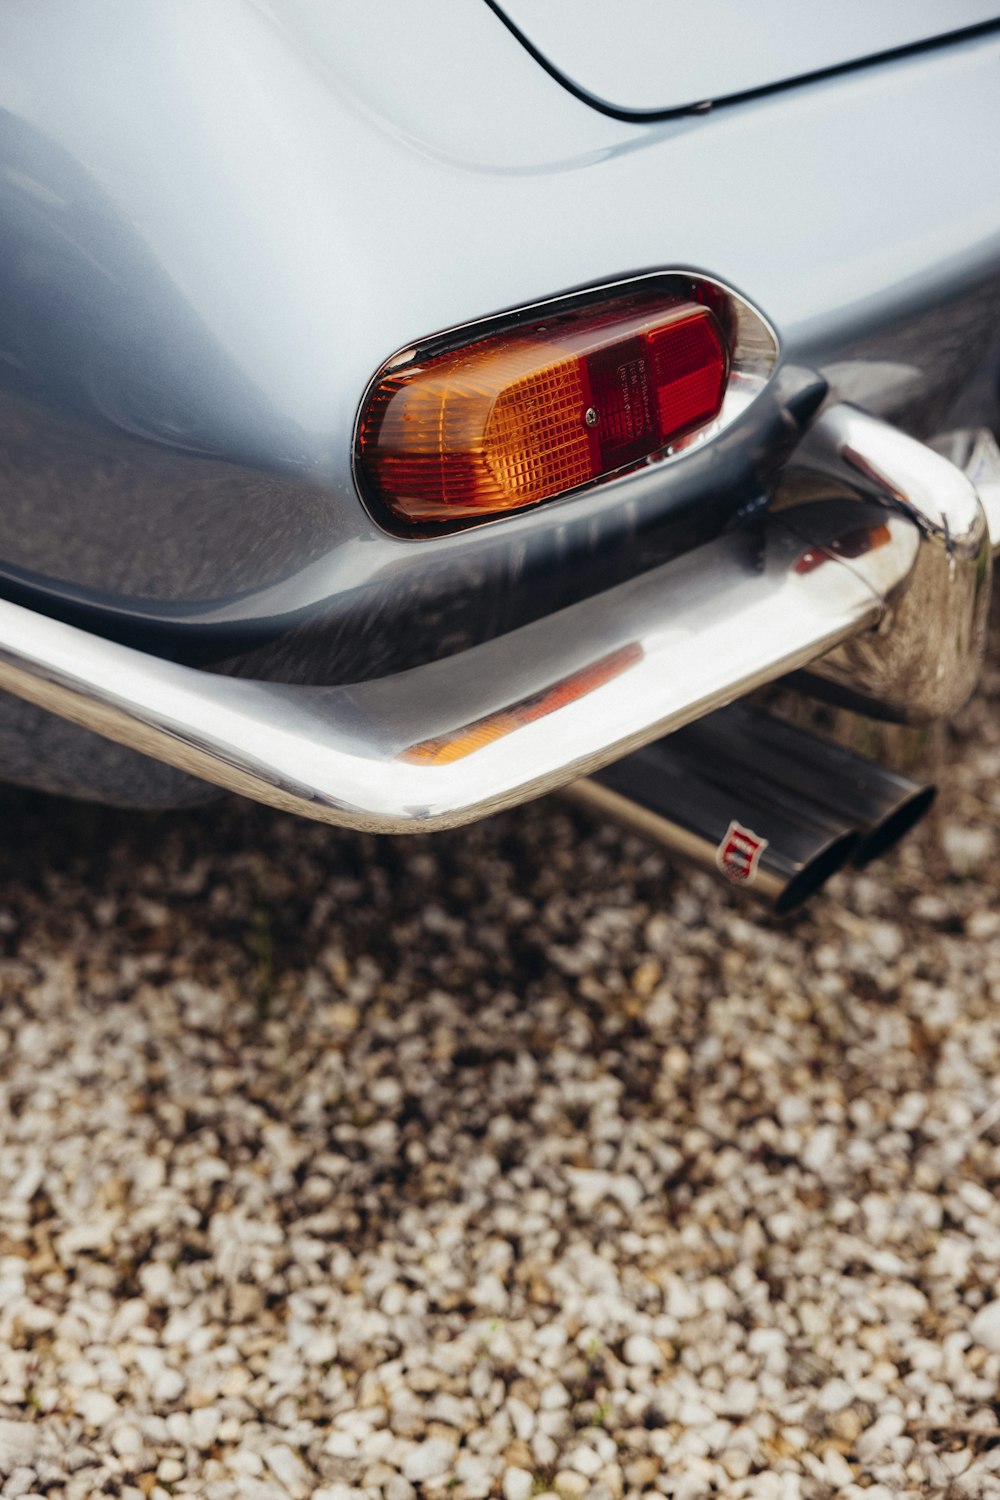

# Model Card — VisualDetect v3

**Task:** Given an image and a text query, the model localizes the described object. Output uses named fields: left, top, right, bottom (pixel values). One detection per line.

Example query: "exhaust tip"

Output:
left=773, top=828, right=861, bottom=915
left=852, top=783, right=937, bottom=867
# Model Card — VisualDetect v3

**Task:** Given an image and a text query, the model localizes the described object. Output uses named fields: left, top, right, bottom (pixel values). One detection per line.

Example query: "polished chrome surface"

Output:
left=662, top=700, right=936, bottom=869
left=569, top=744, right=860, bottom=915
left=0, top=498, right=922, bottom=832
left=933, top=427, right=1000, bottom=555
left=785, top=404, right=992, bottom=723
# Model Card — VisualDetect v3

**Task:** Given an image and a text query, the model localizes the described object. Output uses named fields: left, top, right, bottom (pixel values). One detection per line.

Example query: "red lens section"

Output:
left=357, top=293, right=730, bottom=530
left=647, top=313, right=731, bottom=443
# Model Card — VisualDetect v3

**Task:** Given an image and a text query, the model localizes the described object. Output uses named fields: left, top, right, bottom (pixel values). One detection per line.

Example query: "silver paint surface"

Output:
left=0, top=2, right=997, bottom=684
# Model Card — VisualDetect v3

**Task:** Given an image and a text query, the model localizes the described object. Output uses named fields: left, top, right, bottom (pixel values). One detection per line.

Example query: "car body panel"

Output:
left=0, top=1, right=998, bottom=817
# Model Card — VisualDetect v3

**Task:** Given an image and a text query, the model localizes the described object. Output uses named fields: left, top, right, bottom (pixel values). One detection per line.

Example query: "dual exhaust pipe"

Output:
left=569, top=701, right=934, bottom=913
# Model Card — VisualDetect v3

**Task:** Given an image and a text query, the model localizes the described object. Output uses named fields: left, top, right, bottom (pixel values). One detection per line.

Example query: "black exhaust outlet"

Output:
left=669, top=702, right=935, bottom=867
left=568, top=702, right=935, bottom=911
left=570, top=744, right=860, bottom=914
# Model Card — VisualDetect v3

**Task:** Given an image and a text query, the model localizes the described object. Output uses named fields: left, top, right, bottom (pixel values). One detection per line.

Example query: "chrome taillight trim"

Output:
left=353, top=269, right=780, bottom=536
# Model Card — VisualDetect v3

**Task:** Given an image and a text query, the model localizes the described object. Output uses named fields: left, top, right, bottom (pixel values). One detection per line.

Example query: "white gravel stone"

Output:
left=109, top=1424, right=143, bottom=1458
left=678, top=1397, right=714, bottom=1426
left=622, top=1334, right=664, bottom=1369
left=802, top=1124, right=839, bottom=1173
left=263, top=1444, right=311, bottom=1498
left=302, top=1331, right=338, bottom=1365
left=400, top=1437, right=457, bottom=1483
left=454, top=1451, right=494, bottom=1493
left=0, top=1421, right=38, bottom=1471
left=138, top=1263, right=173, bottom=1305
left=151, top=1369, right=185, bottom=1403
left=722, top=1378, right=758, bottom=1417
left=971, top=1301, right=1000, bottom=1352
left=856, top=1413, right=906, bottom=1463
left=74, top=1391, right=119, bottom=1427
left=552, top=1472, right=588, bottom=1499
left=228, top=1449, right=264, bottom=1476
left=323, top=1430, right=359, bottom=1459
left=503, top=1467, right=534, bottom=1500
left=942, top=824, right=993, bottom=873
left=817, top=1378, right=855, bottom=1413
left=4, top=1470, right=38, bottom=1499
left=824, top=1448, right=855, bottom=1486
left=564, top=1444, right=603, bottom=1477
left=506, top=1398, right=536, bottom=1441
left=190, top=1408, right=221, bottom=1450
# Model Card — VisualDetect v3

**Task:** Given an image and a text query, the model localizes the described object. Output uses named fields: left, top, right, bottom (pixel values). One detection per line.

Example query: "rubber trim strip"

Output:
left=482, top=2, right=1000, bottom=123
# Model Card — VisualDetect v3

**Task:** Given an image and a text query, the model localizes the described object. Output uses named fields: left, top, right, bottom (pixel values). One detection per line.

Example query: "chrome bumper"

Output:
left=0, top=406, right=993, bottom=832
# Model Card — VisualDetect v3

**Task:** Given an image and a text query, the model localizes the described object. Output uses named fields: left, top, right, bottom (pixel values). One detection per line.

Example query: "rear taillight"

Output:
left=357, top=291, right=731, bottom=530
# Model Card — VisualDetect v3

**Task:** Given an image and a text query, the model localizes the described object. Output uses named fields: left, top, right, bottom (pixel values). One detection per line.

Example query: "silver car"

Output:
left=1, top=1, right=999, bottom=910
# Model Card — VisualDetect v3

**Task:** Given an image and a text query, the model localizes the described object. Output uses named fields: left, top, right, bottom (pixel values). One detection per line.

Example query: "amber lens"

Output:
left=357, top=293, right=729, bottom=529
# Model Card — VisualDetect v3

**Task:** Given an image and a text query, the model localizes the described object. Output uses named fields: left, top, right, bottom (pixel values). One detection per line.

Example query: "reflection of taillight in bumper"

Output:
left=355, top=273, right=778, bottom=533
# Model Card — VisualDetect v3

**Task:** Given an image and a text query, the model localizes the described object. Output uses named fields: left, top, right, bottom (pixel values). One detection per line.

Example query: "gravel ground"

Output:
left=1, top=641, right=1000, bottom=1500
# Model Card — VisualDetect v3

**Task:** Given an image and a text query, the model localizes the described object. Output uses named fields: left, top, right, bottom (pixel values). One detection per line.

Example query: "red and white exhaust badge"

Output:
left=716, top=819, right=768, bottom=885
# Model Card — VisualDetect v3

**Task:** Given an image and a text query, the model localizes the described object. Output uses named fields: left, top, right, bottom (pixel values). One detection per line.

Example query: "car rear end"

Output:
left=0, top=0, right=999, bottom=906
